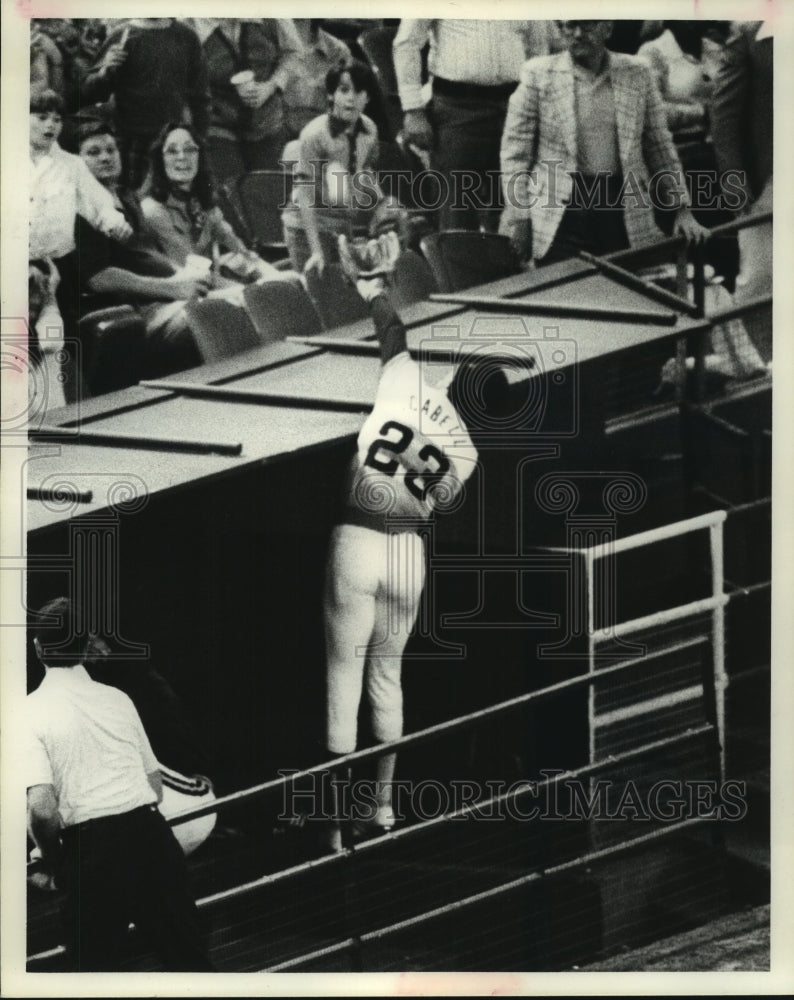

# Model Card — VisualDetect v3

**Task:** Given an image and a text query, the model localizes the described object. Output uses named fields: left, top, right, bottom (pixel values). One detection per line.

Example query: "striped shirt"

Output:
left=394, top=19, right=561, bottom=110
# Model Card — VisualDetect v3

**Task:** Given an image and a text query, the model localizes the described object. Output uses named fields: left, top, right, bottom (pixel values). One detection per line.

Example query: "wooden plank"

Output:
left=139, top=380, right=373, bottom=412
left=428, top=294, right=679, bottom=325
left=27, top=485, right=93, bottom=504
left=45, top=341, right=322, bottom=428
left=578, top=250, right=699, bottom=315
left=30, top=425, right=244, bottom=456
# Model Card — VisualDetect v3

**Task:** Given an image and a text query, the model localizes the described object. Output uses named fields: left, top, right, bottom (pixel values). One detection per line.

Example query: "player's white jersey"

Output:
left=343, top=353, right=478, bottom=530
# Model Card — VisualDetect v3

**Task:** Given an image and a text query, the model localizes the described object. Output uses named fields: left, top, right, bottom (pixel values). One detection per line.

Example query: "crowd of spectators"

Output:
left=28, top=17, right=772, bottom=410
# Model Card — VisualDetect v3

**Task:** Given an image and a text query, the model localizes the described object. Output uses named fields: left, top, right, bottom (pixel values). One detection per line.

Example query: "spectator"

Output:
left=139, top=122, right=279, bottom=285
left=394, top=19, right=562, bottom=232
left=25, top=597, right=212, bottom=971
left=281, top=61, right=400, bottom=274
left=29, top=89, right=131, bottom=398
left=81, top=18, right=210, bottom=189
left=62, top=19, right=108, bottom=113
left=193, top=18, right=303, bottom=183
left=30, top=21, right=65, bottom=101
left=282, top=19, right=351, bottom=140
left=76, top=120, right=209, bottom=378
left=85, top=636, right=216, bottom=857
left=499, top=20, right=707, bottom=266
left=637, top=21, right=732, bottom=135
left=710, top=20, right=773, bottom=347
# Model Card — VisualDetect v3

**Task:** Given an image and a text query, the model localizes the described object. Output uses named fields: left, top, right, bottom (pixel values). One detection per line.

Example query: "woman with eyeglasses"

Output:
left=140, top=121, right=277, bottom=285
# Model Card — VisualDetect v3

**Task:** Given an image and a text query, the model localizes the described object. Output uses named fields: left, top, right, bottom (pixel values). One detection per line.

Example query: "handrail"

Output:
left=163, top=635, right=711, bottom=828
left=196, top=723, right=714, bottom=906
left=541, top=509, right=727, bottom=561
left=605, top=211, right=772, bottom=264
left=27, top=725, right=715, bottom=968
left=264, top=814, right=710, bottom=972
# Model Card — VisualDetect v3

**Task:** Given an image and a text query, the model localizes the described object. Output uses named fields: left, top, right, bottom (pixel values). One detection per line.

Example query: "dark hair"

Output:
left=140, top=121, right=216, bottom=209
left=665, top=20, right=731, bottom=59
left=326, top=59, right=376, bottom=98
left=30, top=89, right=65, bottom=115
left=75, top=118, right=117, bottom=152
left=32, top=597, right=90, bottom=668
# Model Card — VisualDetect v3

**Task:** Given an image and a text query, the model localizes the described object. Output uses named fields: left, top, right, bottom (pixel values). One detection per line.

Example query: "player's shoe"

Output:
left=351, top=804, right=395, bottom=840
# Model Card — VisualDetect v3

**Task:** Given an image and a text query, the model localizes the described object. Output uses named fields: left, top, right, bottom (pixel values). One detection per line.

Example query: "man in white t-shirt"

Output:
left=26, top=597, right=212, bottom=971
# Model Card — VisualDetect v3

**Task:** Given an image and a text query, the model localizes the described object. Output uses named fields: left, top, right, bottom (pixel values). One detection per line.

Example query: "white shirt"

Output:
left=29, top=299, right=66, bottom=415
left=394, top=19, right=561, bottom=111
left=29, top=144, right=126, bottom=260
left=25, top=665, right=158, bottom=827
left=350, top=352, right=478, bottom=524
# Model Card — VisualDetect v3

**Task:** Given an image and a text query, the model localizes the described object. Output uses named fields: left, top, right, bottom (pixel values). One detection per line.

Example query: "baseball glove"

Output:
left=338, top=232, right=400, bottom=284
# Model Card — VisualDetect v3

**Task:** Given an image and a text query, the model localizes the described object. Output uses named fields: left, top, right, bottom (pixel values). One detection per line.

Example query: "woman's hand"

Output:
left=109, top=218, right=134, bottom=243
left=163, top=272, right=212, bottom=301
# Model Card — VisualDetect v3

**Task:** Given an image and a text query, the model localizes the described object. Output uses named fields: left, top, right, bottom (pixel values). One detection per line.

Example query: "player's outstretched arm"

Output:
left=338, top=233, right=407, bottom=364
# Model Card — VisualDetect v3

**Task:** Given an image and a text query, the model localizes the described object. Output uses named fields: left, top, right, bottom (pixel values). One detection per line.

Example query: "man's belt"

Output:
left=432, top=76, right=518, bottom=102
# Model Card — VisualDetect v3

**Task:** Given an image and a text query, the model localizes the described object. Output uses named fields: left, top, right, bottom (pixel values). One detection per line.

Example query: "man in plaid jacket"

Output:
left=500, top=20, right=707, bottom=265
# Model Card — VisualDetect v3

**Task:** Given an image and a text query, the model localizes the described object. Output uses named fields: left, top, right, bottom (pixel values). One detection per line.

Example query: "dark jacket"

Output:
left=710, top=21, right=773, bottom=205
left=82, top=21, right=210, bottom=139
left=203, top=20, right=301, bottom=142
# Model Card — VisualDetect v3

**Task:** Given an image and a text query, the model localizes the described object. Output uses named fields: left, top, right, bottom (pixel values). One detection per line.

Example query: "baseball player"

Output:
left=324, top=232, right=479, bottom=847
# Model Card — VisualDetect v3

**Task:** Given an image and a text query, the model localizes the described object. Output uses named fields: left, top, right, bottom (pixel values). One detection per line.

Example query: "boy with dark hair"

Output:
left=281, top=59, right=403, bottom=274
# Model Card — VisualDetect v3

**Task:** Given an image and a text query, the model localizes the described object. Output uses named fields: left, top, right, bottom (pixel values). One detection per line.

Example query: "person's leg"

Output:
left=324, top=524, right=383, bottom=845
left=59, top=826, right=130, bottom=971
left=734, top=178, right=773, bottom=357
left=366, top=530, right=426, bottom=819
left=205, top=136, right=247, bottom=187
left=430, top=93, right=506, bottom=232
left=51, top=252, right=84, bottom=403
left=124, top=806, right=213, bottom=971
left=283, top=225, right=312, bottom=273
left=117, top=134, right=155, bottom=191
left=242, top=131, right=288, bottom=173
left=324, top=524, right=382, bottom=757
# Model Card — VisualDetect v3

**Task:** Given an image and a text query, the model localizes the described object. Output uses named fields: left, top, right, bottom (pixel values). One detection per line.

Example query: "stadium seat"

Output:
left=419, top=231, right=522, bottom=293
left=304, top=262, right=371, bottom=329
left=243, top=278, right=323, bottom=343
left=185, top=295, right=262, bottom=364
left=236, top=171, right=294, bottom=262
left=389, top=249, right=439, bottom=309
left=79, top=305, right=148, bottom=397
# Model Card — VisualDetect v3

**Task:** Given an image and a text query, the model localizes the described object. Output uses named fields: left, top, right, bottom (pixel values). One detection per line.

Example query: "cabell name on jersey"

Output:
left=344, top=354, right=479, bottom=527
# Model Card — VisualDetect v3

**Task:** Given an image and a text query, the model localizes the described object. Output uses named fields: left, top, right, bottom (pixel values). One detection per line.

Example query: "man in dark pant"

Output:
left=537, top=172, right=630, bottom=267
left=26, top=597, right=212, bottom=972
left=59, top=805, right=210, bottom=971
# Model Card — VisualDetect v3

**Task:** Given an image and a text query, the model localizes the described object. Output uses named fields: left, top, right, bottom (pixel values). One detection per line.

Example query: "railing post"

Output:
left=709, top=521, right=727, bottom=782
